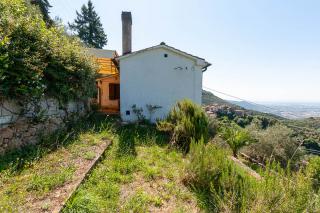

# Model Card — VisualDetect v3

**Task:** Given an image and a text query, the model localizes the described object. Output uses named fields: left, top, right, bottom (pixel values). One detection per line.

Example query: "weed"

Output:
left=83, top=151, right=96, bottom=160
left=123, top=190, right=151, bottom=212
left=27, top=166, right=75, bottom=194
left=143, top=167, right=160, bottom=180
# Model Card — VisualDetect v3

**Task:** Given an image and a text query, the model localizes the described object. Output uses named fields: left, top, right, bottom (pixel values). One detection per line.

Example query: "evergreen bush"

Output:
left=157, top=99, right=209, bottom=152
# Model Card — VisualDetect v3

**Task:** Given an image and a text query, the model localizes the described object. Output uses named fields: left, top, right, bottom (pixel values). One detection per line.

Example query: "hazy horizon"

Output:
left=50, top=0, right=320, bottom=103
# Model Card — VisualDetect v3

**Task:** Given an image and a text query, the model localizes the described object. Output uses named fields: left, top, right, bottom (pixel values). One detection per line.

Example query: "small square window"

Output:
left=126, top=110, right=130, bottom=115
left=164, top=54, right=168, bottom=58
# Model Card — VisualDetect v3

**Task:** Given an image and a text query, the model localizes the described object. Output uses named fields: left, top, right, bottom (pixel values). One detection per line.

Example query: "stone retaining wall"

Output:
left=0, top=98, right=88, bottom=155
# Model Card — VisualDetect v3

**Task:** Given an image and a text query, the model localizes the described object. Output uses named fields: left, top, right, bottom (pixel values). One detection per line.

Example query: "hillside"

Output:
left=202, top=90, right=232, bottom=105
left=202, top=90, right=285, bottom=120
left=229, top=101, right=274, bottom=114
left=229, top=101, right=320, bottom=119
left=202, top=90, right=320, bottom=148
left=1, top=107, right=320, bottom=212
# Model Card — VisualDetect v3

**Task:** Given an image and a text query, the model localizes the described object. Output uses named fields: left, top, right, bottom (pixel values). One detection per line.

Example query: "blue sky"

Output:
left=50, top=0, right=320, bottom=103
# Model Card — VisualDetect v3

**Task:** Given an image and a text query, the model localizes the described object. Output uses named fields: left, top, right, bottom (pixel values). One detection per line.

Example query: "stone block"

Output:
left=14, top=119, right=29, bottom=132
left=49, top=117, right=62, bottom=126
left=0, top=115, right=13, bottom=126
left=0, top=128, right=14, bottom=139
left=28, top=127, right=38, bottom=136
left=2, top=138, right=10, bottom=148
left=1, top=100, right=21, bottom=116
left=23, top=136, right=37, bottom=145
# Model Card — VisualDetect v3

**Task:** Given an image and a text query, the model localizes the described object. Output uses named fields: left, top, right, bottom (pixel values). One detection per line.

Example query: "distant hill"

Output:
left=202, top=90, right=232, bottom=105
left=202, top=90, right=320, bottom=151
left=202, top=90, right=284, bottom=120
left=228, top=101, right=276, bottom=114
left=230, top=101, right=320, bottom=119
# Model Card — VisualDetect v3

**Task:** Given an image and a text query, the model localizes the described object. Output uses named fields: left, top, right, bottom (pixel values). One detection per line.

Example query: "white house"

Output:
left=118, top=43, right=211, bottom=122
left=118, top=12, right=211, bottom=122
left=91, top=12, right=211, bottom=122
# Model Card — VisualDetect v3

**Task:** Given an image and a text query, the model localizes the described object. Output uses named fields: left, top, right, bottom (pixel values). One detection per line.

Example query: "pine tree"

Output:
left=30, top=0, right=52, bottom=26
left=69, top=0, right=107, bottom=49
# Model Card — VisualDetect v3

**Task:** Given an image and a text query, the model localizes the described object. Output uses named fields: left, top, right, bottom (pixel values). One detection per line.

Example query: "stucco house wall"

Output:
left=96, top=75, right=120, bottom=111
left=120, top=47, right=203, bottom=122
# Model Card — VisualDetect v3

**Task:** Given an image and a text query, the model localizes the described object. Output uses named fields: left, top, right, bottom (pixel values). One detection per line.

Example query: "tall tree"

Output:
left=69, top=0, right=107, bottom=49
left=30, top=0, right=52, bottom=26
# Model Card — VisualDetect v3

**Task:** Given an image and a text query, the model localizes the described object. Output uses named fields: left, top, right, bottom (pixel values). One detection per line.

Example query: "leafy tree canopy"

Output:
left=0, top=0, right=98, bottom=104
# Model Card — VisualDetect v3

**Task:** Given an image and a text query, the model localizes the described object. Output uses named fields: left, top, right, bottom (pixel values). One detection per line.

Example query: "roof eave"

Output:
left=202, top=62, right=212, bottom=72
left=117, top=44, right=205, bottom=61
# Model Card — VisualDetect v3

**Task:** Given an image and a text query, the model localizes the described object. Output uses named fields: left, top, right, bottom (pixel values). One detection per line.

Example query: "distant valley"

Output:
left=202, top=90, right=320, bottom=119
left=229, top=101, right=320, bottom=119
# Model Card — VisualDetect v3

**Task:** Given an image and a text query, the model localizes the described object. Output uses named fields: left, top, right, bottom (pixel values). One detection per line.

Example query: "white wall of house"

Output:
left=120, top=47, right=203, bottom=123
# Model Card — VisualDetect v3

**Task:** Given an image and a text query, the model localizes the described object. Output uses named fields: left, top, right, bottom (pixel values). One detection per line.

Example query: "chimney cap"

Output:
left=160, top=42, right=166, bottom=45
left=121, top=11, right=132, bottom=24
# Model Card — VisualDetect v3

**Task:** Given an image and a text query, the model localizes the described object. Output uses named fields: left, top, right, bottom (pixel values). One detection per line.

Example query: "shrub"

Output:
left=157, top=99, right=209, bottom=152
left=305, top=156, right=320, bottom=191
left=208, top=117, right=219, bottom=138
left=243, top=124, right=304, bottom=168
left=184, top=139, right=256, bottom=212
left=184, top=139, right=320, bottom=212
left=0, top=0, right=97, bottom=104
left=252, top=163, right=318, bottom=212
left=221, top=124, right=255, bottom=157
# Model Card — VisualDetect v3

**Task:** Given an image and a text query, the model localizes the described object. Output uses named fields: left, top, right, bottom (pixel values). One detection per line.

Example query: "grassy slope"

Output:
left=0, top=114, right=200, bottom=212
left=0, top=115, right=110, bottom=212
left=63, top=122, right=199, bottom=213
left=1, top=113, right=318, bottom=212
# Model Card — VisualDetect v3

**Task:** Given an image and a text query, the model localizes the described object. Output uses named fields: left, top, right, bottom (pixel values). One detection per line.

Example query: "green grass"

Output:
left=2, top=112, right=318, bottom=212
left=63, top=123, right=199, bottom=212
left=0, top=113, right=115, bottom=212
left=27, top=165, right=75, bottom=194
left=83, top=151, right=96, bottom=160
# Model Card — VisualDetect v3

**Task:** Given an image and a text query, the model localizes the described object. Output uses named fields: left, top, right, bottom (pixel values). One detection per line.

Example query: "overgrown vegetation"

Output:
left=220, top=124, right=255, bottom=157
left=29, top=0, right=53, bottom=26
left=1, top=101, right=319, bottom=212
left=63, top=120, right=198, bottom=212
left=67, top=108, right=319, bottom=212
left=244, top=124, right=304, bottom=169
left=0, top=113, right=111, bottom=212
left=157, top=99, right=209, bottom=152
left=0, top=0, right=97, bottom=104
left=184, top=140, right=320, bottom=212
